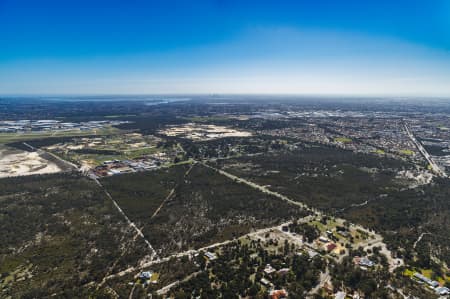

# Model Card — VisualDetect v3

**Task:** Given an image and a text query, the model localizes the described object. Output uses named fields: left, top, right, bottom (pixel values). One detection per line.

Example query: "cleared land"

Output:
left=0, top=126, right=121, bottom=144
left=0, top=146, right=62, bottom=178
left=160, top=123, right=251, bottom=141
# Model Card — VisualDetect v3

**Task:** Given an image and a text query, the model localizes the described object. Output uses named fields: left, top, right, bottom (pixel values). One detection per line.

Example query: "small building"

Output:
left=139, top=271, right=153, bottom=280
left=354, top=256, right=375, bottom=268
left=277, top=268, right=290, bottom=275
left=326, top=243, right=337, bottom=252
left=338, top=230, right=350, bottom=238
left=319, top=236, right=329, bottom=243
left=413, top=272, right=439, bottom=288
left=204, top=251, right=217, bottom=261
left=307, top=249, right=319, bottom=259
left=359, top=257, right=374, bottom=267
left=260, top=278, right=271, bottom=286
left=264, top=264, right=276, bottom=274
left=436, top=286, right=450, bottom=295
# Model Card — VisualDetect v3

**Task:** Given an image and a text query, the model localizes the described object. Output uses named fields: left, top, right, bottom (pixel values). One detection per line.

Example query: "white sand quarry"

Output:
left=161, top=123, right=252, bottom=141
left=0, top=147, right=61, bottom=178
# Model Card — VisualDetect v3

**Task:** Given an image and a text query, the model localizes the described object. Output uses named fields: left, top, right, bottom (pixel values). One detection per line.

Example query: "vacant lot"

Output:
left=210, top=144, right=414, bottom=212
left=101, top=164, right=189, bottom=229
left=103, top=163, right=308, bottom=255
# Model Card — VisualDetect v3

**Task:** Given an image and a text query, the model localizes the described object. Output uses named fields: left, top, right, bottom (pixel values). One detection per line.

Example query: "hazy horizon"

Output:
left=1, top=1, right=450, bottom=96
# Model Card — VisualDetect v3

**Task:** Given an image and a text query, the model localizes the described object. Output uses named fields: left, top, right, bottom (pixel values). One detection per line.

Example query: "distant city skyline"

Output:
left=1, top=0, right=450, bottom=96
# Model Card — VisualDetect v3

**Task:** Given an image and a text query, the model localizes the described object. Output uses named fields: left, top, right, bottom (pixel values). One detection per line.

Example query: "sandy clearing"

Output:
left=160, top=123, right=252, bottom=140
left=0, top=148, right=62, bottom=178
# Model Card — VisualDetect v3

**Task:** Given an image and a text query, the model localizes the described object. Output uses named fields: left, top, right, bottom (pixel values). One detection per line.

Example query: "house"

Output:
left=269, top=289, right=288, bottom=299
left=358, top=257, right=374, bottom=267
left=435, top=286, right=450, bottom=295
left=277, top=268, right=290, bottom=275
left=326, top=243, right=337, bottom=252
left=413, top=272, right=439, bottom=288
left=260, top=278, right=271, bottom=286
left=354, top=256, right=375, bottom=268
left=264, top=264, right=276, bottom=274
left=139, top=271, right=153, bottom=280
left=319, top=236, right=329, bottom=243
left=204, top=251, right=217, bottom=261
left=307, top=249, right=319, bottom=259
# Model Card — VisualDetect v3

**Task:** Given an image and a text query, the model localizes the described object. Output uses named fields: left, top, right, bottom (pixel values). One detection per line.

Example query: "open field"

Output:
left=0, top=126, right=122, bottom=144
left=334, top=137, right=352, bottom=143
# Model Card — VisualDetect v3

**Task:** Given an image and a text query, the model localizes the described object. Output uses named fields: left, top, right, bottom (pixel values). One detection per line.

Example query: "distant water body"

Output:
left=0, top=96, right=192, bottom=104
left=144, top=98, right=191, bottom=105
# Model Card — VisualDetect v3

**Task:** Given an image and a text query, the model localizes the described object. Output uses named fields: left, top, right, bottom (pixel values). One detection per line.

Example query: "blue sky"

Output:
left=1, top=0, right=449, bottom=96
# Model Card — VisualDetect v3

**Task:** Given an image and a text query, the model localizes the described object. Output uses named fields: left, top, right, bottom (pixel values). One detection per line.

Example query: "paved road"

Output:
left=404, top=124, right=446, bottom=177
left=100, top=219, right=301, bottom=282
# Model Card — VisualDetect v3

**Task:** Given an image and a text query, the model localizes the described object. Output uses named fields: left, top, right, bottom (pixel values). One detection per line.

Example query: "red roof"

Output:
left=326, top=243, right=337, bottom=251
